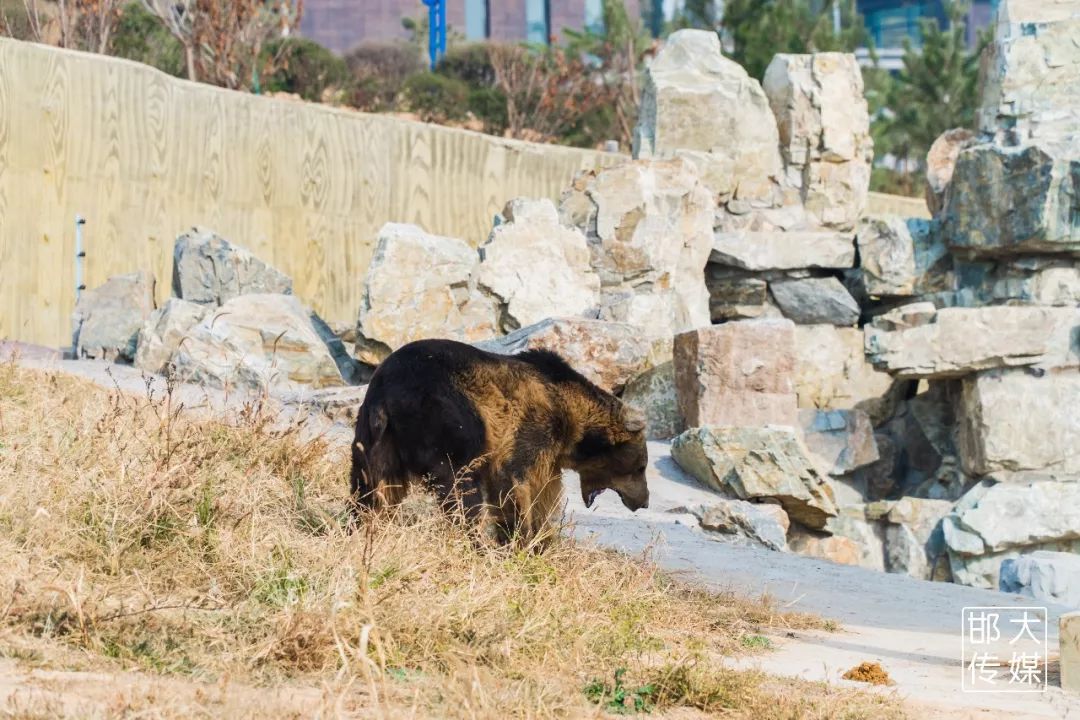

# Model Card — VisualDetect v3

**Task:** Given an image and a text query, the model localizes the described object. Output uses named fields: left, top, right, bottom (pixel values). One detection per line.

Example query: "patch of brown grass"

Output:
left=0, top=363, right=907, bottom=718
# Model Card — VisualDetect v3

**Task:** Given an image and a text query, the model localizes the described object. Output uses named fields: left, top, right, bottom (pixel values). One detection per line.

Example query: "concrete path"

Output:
left=6, top=344, right=1080, bottom=718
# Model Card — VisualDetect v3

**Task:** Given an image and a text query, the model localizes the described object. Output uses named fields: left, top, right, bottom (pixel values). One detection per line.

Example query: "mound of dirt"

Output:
left=843, top=661, right=894, bottom=686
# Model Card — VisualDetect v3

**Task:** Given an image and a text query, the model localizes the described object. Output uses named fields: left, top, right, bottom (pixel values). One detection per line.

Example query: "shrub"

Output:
left=401, top=72, right=470, bottom=123
left=466, top=85, right=508, bottom=134
left=436, top=43, right=496, bottom=86
left=345, top=41, right=424, bottom=111
left=110, top=2, right=185, bottom=76
left=262, top=37, right=353, bottom=102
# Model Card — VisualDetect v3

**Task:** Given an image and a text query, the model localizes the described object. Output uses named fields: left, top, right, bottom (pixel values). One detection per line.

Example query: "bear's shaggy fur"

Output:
left=350, top=339, right=649, bottom=541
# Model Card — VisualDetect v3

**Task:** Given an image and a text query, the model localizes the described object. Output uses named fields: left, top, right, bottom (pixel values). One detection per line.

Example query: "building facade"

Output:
left=300, top=0, right=642, bottom=55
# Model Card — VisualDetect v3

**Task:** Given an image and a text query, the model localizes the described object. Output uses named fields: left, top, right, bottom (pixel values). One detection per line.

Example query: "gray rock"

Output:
left=944, top=141, right=1080, bottom=257
left=799, top=408, right=879, bottom=475
left=882, top=497, right=954, bottom=581
left=854, top=216, right=949, bottom=297
left=279, top=384, right=369, bottom=425
left=621, top=362, right=683, bottom=440
left=1001, top=551, right=1080, bottom=608
left=769, top=276, right=860, bottom=326
left=790, top=324, right=896, bottom=423
left=72, top=271, right=156, bottom=362
left=477, top=317, right=670, bottom=395
left=172, top=228, right=292, bottom=306
left=952, top=257, right=1080, bottom=307
left=945, top=480, right=1080, bottom=556
left=704, top=266, right=772, bottom=322
left=958, top=368, right=1080, bottom=476
left=710, top=230, right=855, bottom=271
left=633, top=29, right=782, bottom=203
left=171, top=293, right=345, bottom=392
left=864, top=306, right=1080, bottom=379
left=693, top=499, right=789, bottom=551
left=671, top=426, right=838, bottom=529
left=133, top=298, right=209, bottom=374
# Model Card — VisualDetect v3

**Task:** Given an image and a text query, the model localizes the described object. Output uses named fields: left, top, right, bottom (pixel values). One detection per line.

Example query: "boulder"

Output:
left=171, top=229, right=292, bottom=305
left=710, top=230, right=855, bottom=271
left=559, top=158, right=713, bottom=337
left=943, top=141, right=1080, bottom=257
left=881, top=497, right=954, bottom=581
left=799, top=408, right=879, bottom=475
left=476, top=317, right=670, bottom=395
left=978, top=0, right=1080, bottom=143
left=673, top=319, right=798, bottom=428
left=823, top=508, right=886, bottom=571
left=133, top=298, right=210, bottom=374
left=1000, top=551, right=1080, bottom=608
left=790, top=324, right=895, bottom=422
left=279, top=385, right=369, bottom=425
left=355, top=223, right=497, bottom=365
left=763, top=53, right=873, bottom=231
left=853, top=217, right=949, bottom=297
left=864, top=306, right=1080, bottom=379
left=952, top=257, right=1080, bottom=307
left=788, top=527, right=861, bottom=566
left=171, top=293, right=344, bottom=391
left=71, top=271, right=156, bottom=362
left=632, top=29, right=782, bottom=202
left=693, top=499, right=789, bottom=551
left=958, top=368, right=1080, bottom=476
left=769, top=276, right=860, bottom=326
left=671, top=426, right=838, bottom=529
left=925, top=129, right=977, bottom=216
left=704, top=266, right=773, bottom=322
left=620, top=362, right=683, bottom=440
left=475, top=198, right=600, bottom=332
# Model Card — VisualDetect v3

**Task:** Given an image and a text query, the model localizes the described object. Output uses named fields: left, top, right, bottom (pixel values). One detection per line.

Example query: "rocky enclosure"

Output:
left=68, top=1, right=1080, bottom=606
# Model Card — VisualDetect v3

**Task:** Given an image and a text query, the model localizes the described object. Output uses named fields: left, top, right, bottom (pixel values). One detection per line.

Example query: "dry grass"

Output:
left=0, top=362, right=907, bottom=719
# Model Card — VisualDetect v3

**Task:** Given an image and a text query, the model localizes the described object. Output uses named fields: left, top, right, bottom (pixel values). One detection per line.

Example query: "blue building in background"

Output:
left=857, top=0, right=996, bottom=68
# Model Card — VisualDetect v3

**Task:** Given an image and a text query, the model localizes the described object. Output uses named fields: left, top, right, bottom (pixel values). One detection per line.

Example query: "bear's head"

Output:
left=572, top=407, right=649, bottom=512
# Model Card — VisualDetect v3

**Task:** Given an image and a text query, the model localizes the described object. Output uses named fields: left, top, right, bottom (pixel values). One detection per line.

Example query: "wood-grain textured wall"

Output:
left=0, top=39, right=619, bottom=347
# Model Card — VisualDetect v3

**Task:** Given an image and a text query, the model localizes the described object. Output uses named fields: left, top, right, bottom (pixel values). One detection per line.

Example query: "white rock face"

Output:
left=763, top=53, right=873, bottom=231
left=475, top=198, right=600, bottom=332
left=864, top=306, right=1080, bottom=379
left=172, top=294, right=345, bottom=391
left=559, top=158, right=713, bottom=338
left=355, top=223, right=497, bottom=365
left=958, top=368, right=1080, bottom=476
left=633, top=29, right=782, bottom=202
left=791, top=324, right=895, bottom=421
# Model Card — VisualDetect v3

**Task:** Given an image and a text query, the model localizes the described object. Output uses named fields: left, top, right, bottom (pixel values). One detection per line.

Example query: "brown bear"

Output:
left=350, top=338, right=649, bottom=542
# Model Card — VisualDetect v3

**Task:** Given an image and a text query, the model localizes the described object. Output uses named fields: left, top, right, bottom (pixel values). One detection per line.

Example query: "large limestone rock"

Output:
left=172, top=229, right=292, bottom=306
left=763, top=53, right=873, bottom=231
left=799, top=408, right=879, bottom=475
left=704, top=266, right=773, bottom=322
left=133, top=298, right=210, bottom=374
left=822, top=508, right=886, bottom=571
left=279, top=385, right=369, bottom=425
left=693, top=499, right=789, bottom=551
left=978, top=0, right=1080, bottom=144
left=854, top=217, right=949, bottom=298
left=864, top=306, right=1080, bottom=379
left=355, top=223, right=497, bottom=365
left=172, top=294, right=344, bottom=391
left=880, top=497, right=954, bottom=581
left=769, top=276, right=860, bottom=326
left=671, top=426, right=838, bottom=529
left=476, top=317, right=670, bottom=394
left=958, top=368, right=1080, bottom=476
left=925, top=129, right=977, bottom=216
left=710, top=230, right=855, bottom=271
left=559, top=158, right=713, bottom=337
left=71, top=271, right=156, bottom=362
left=952, top=257, right=1080, bottom=307
left=788, top=527, right=862, bottom=566
left=673, top=319, right=797, bottom=428
left=475, top=198, right=600, bottom=332
left=620, top=362, right=683, bottom=440
left=944, top=479, right=1080, bottom=588
left=1001, top=551, right=1080, bottom=608
left=791, top=324, right=895, bottom=421
left=943, top=141, right=1080, bottom=257
left=633, top=29, right=782, bottom=202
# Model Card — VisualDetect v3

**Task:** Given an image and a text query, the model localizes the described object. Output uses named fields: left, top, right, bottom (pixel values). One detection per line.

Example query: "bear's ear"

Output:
left=623, top=408, right=646, bottom=434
